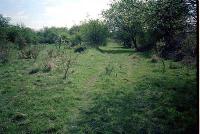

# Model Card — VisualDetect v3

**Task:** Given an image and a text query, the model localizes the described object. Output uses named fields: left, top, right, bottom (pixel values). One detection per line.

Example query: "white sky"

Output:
left=0, top=0, right=111, bottom=30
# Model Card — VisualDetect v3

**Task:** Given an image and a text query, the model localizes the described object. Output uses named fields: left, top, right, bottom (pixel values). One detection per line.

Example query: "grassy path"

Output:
left=0, top=41, right=197, bottom=133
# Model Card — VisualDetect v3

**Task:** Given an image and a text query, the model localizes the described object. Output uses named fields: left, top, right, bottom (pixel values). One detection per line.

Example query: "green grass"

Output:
left=0, top=41, right=197, bottom=133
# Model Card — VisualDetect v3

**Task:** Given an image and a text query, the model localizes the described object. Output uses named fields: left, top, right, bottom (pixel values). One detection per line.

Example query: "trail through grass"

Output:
left=0, top=41, right=197, bottom=133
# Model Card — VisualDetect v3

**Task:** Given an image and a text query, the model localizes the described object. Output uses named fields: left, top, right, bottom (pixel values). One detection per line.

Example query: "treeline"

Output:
left=0, top=15, right=108, bottom=49
left=0, top=0, right=197, bottom=64
left=103, top=0, right=197, bottom=62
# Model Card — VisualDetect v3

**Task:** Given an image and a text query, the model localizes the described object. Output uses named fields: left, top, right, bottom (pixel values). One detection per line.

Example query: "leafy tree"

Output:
left=6, top=25, right=38, bottom=49
left=0, top=14, right=10, bottom=27
left=38, top=27, right=68, bottom=44
left=146, top=0, right=188, bottom=57
left=80, top=19, right=108, bottom=47
left=70, top=33, right=82, bottom=46
left=103, top=0, right=145, bottom=50
left=0, top=14, right=10, bottom=43
left=69, top=25, right=80, bottom=35
left=38, top=27, right=59, bottom=44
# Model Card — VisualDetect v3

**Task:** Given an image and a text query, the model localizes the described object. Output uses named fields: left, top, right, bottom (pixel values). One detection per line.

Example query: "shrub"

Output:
left=169, top=62, right=182, bottom=69
left=0, top=49, right=9, bottom=64
left=69, top=25, right=80, bottom=35
left=105, top=64, right=114, bottom=75
left=7, top=25, right=38, bottom=48
left=42, top=62, right=52, bottom=73
left=0, top=40, right=9, bottom=64
left=136, top=31, right=156, bottom=51
left=37, top=27, right=63, bottom=44
left=18, top=47, right=39, bottom=59
left=151, top=55, right=159, bottom=63
left=47, top=49, right=54, bottom=58
left=70, top=33, right=82, bottom=47
left=15, top=34, right=27, bottom=50
left=80, top=19, right=108, bottom=47
left=181, top=56, right=196, bottom=67
left=59, top=50, right=78, bottom=80
left=181, top=33, right=197, bottom=58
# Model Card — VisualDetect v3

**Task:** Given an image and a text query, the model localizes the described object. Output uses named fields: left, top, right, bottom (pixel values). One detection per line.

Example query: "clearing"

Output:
left=0, top=41, right=197, bottom=133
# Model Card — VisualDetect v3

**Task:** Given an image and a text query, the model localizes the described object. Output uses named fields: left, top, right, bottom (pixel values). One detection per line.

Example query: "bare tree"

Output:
left=59, top=50, right=78, bottom=80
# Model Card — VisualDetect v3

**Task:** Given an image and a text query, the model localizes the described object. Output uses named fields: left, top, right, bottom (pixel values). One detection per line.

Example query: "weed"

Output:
left=105, top=64, right=114, bottom=75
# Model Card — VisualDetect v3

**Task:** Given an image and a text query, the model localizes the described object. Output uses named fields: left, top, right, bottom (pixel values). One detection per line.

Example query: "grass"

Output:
left=0, top=41, right=197, bottom=133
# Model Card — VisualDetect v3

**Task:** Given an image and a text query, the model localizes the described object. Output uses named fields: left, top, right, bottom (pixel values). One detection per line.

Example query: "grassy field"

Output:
left=0, top=41, right=197, bottom=133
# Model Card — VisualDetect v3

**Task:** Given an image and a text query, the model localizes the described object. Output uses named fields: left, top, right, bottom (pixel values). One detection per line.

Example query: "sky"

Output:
left=0, top=0, right=111, bottom=30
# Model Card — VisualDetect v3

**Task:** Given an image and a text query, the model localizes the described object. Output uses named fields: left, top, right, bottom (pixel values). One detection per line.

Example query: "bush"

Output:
left=136, top=31, right=156, bottom=51
left=18, top=47, right=39, bottom=59
left=0, top=41, right=9, bottom=64
left=15, top=34, right=27, bottom=50
left=181, top=34, right=196, bottom=58
left=70, top=33, right=82, bottom=47
left=115, top=31, right=132, bottom=48
left=0, top=49, right=9, bottom=64
left=169, top=62, right=182, bottom=69
left=151, top=55, right=159, bottom=63
left=80, top=20, right=108, bottom=47
left=42, top=62, right=52, bottom=73
left=7, top=25, right=38, bottom=48
left=37, top=27, right=67, bottom=44
left=105, top=64, right=114, bottom=75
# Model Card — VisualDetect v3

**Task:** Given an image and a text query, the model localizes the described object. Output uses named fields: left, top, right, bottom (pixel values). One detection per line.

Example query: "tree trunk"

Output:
left=132, top=37, right=138, bottom=51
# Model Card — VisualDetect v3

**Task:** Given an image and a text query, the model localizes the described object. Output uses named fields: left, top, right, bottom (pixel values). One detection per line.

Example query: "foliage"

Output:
left=103, top=0, right=197, bottom=60
left=0, top=14, right=10, bottom=27
left=5, top=25, right=39, bottom=49
left=181, top=33, right=196, bottom=58
left=0, top=42, right=197, bottom=133
left=18, top=46, right=40, bottom=59
left=146, top=0, right=188, bottom=57
left=80, top=19, right=108, bottom=47
left=103, top=0, right=146, bottom=50
left=70, top=33, right=82, bottom=46
left=0, top=48, right=9, bottom=64
left=38, top=27, right=59, bottom=44
left=0, top=14, right=10, bottom=44
left=59, top=49, right=78, bottom=80
left=69, top=25, right=80, bottom=35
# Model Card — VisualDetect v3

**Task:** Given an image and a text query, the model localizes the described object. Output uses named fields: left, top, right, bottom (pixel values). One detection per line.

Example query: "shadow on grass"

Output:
left=69, top=75, right=197, bottom=134
left=134, top=51, right=153, bottom=58
left=108, top=46, right=128, bottom=49
left=97, top=47, right=134, bottom=54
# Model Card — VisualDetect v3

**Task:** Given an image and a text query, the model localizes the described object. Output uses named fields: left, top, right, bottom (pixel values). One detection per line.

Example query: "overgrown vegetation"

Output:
left=103, top=0, right=197, bottom=62
left=0, top=0, right=197, bottom=133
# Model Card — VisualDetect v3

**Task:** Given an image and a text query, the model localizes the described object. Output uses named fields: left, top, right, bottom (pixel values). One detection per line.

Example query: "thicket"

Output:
left=80, top=19, right=109, bottom=47
left=103, top=0, right=197, bottom=62
left=0, top=0, right=197, bottom=63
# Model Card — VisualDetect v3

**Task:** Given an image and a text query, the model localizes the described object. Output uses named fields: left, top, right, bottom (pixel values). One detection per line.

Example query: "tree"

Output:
left=69, top=25, right=80, bottom=35
left=70, top=33, right=82, bottom=46
left=0, top=14, right=10, bottom=27
left=146, top=0, right=188, bottom=57
left=0, top=14, right=10, bottom=43
left=103, top=0, right=145, bottom=50
left=80, top=19, right=108, bottom=47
